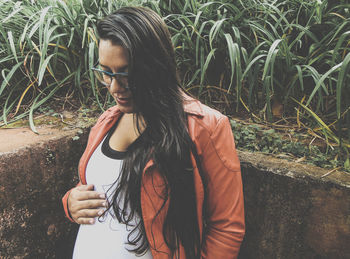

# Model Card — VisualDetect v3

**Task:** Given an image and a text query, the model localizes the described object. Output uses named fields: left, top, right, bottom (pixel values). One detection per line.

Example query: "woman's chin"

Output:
left=117, top=104, right=134, bottom=114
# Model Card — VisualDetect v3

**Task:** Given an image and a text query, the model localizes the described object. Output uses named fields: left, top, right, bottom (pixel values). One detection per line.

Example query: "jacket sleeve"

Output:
left=200, top=116, right=245, bottom=259
left=62, top=182, right=82, bottom=222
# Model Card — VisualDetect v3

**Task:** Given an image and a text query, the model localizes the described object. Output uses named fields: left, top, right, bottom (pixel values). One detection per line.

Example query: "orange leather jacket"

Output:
left=62, top=95, right=245, bottom=258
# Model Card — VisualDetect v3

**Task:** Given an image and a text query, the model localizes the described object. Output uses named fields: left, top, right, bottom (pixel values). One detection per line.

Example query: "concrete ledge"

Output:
left=0, top=126, right=349, bottom=258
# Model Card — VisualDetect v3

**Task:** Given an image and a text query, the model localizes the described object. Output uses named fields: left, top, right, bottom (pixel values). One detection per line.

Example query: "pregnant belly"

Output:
left=73, top=214, right=153, bottom=259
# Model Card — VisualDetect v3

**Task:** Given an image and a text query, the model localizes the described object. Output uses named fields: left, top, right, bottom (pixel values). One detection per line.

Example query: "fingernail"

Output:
left=99, top=194, right=105, bottom=199
left=89, top=219, right=94, bottom=224
left=102, top=202, right=107, bottom=207
left=98, top=210, right=103, bottom=216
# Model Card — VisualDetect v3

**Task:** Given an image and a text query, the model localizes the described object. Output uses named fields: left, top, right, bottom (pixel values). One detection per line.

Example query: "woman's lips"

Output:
left=115, top=96, right=131, bottom=105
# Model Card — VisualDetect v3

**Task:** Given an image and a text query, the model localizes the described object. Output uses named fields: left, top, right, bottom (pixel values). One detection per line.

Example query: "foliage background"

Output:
left=0, top=0, right=349, bottom=170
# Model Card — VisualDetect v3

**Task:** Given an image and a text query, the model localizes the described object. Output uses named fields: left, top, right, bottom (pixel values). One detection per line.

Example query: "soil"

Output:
left=0, top=105, right=99, bottom=153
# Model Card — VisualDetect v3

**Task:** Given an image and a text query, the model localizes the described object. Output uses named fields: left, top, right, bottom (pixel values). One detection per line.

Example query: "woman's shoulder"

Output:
left=89, top=106, right=121, bottom=133
left=95, top=106, right=121, bottom=124
left=184, top=95, right=227, bottom=134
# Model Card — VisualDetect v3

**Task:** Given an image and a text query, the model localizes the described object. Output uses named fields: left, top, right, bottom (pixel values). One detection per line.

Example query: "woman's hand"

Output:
left=68, top=184, right=107, bottom=224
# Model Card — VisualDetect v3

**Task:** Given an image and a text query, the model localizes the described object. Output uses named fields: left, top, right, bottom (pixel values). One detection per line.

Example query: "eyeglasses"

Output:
left=91, top=66, right=129, bottom=89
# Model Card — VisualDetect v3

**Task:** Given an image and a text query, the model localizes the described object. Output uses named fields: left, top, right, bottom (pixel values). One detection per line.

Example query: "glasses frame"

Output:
left=91, top=66, right=129, bottom=89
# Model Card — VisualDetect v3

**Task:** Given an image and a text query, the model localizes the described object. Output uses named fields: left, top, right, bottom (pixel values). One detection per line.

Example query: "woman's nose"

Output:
left=109, top=77, right=124, bottom=93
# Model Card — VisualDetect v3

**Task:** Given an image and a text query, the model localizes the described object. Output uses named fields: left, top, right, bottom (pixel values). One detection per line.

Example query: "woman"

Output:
left=62, top=6, right=245, bottom=259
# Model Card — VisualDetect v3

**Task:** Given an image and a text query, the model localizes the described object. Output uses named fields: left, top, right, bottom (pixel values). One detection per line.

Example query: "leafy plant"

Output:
left=0, top=0, right=349, bottom=169
left=0, top=0, right=154, bottom=131
left=159, top=0, right=350, bottom=158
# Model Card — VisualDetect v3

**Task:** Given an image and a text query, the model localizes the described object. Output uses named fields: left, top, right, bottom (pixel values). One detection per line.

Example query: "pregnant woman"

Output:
left=62, top=6, right=245, bottom=259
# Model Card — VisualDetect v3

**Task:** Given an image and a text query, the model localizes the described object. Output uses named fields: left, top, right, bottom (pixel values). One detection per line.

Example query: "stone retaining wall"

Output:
left=0, top=127, right=86, bottom=258
left=0, top=126, right=349, bottom=258
left=238, top=151, right=350, bottom=259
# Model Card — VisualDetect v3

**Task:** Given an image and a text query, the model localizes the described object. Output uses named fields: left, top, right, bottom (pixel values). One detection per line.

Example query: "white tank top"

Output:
left=73, top=129, right=153, bottom=259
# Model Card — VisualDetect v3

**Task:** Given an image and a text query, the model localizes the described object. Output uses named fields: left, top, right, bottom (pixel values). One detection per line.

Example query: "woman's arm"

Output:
left=199, top=116, right=245, bottom=259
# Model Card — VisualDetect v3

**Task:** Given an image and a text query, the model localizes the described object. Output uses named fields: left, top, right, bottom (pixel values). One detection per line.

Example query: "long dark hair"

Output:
left=97, top=7, right=201, bottom=258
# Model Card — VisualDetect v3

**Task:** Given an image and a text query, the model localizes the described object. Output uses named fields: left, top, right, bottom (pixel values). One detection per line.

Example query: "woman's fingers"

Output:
left=76, top=184, right=106, bottom=197
left=68, top=184, right=107, bottom=223
left=75, top=191, right=105, bottom=201
left=79, top=208, right=104, bottom=218
left=76, top=208, right=107, bottom=224
left=76, top=184, right=95, bottom=191
left=77, top=199, right=107, bottom=210
left=71, top=187, right=105, bottom=201
left=77, top=218, right=95, bottom=225
left=69, top=198, right=107, bottom=217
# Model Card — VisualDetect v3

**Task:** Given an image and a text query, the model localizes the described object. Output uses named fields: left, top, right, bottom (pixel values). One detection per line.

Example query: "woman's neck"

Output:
left=108, top=113, right=145, bottom=152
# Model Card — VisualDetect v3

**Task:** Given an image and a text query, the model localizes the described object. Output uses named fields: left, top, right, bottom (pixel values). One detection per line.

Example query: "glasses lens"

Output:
left=93, top=68, right=129, bottom=89
left=93, top=70, right=111, bottom=86
left=116, top=74, right=128, bottom=89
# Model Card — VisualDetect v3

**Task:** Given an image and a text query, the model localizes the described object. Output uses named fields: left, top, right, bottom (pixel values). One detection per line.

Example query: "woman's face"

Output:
left=98, top=39, right=134, bottom=113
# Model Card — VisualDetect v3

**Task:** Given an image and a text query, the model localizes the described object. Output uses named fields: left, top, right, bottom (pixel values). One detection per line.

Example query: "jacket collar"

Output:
left=182, top=93, right=204, bottom=117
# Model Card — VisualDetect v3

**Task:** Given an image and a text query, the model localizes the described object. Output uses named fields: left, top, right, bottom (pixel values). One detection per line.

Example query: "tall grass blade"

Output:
left=209, top=18, right=226, bottom=49
left=336, top=52, right=350, bottom=119
left=7, top=31, right=18, bottom=63
left=262, top=39, right=282, bottom=81
left=200, top=48, right=216, bottom=92
left=224, top=33, right=236, bottom=93
left=0, top=62, right=23, bottom=97
left=307, top=62, right=342, bottom=106
left=37, top=53, right=55, bottom=85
